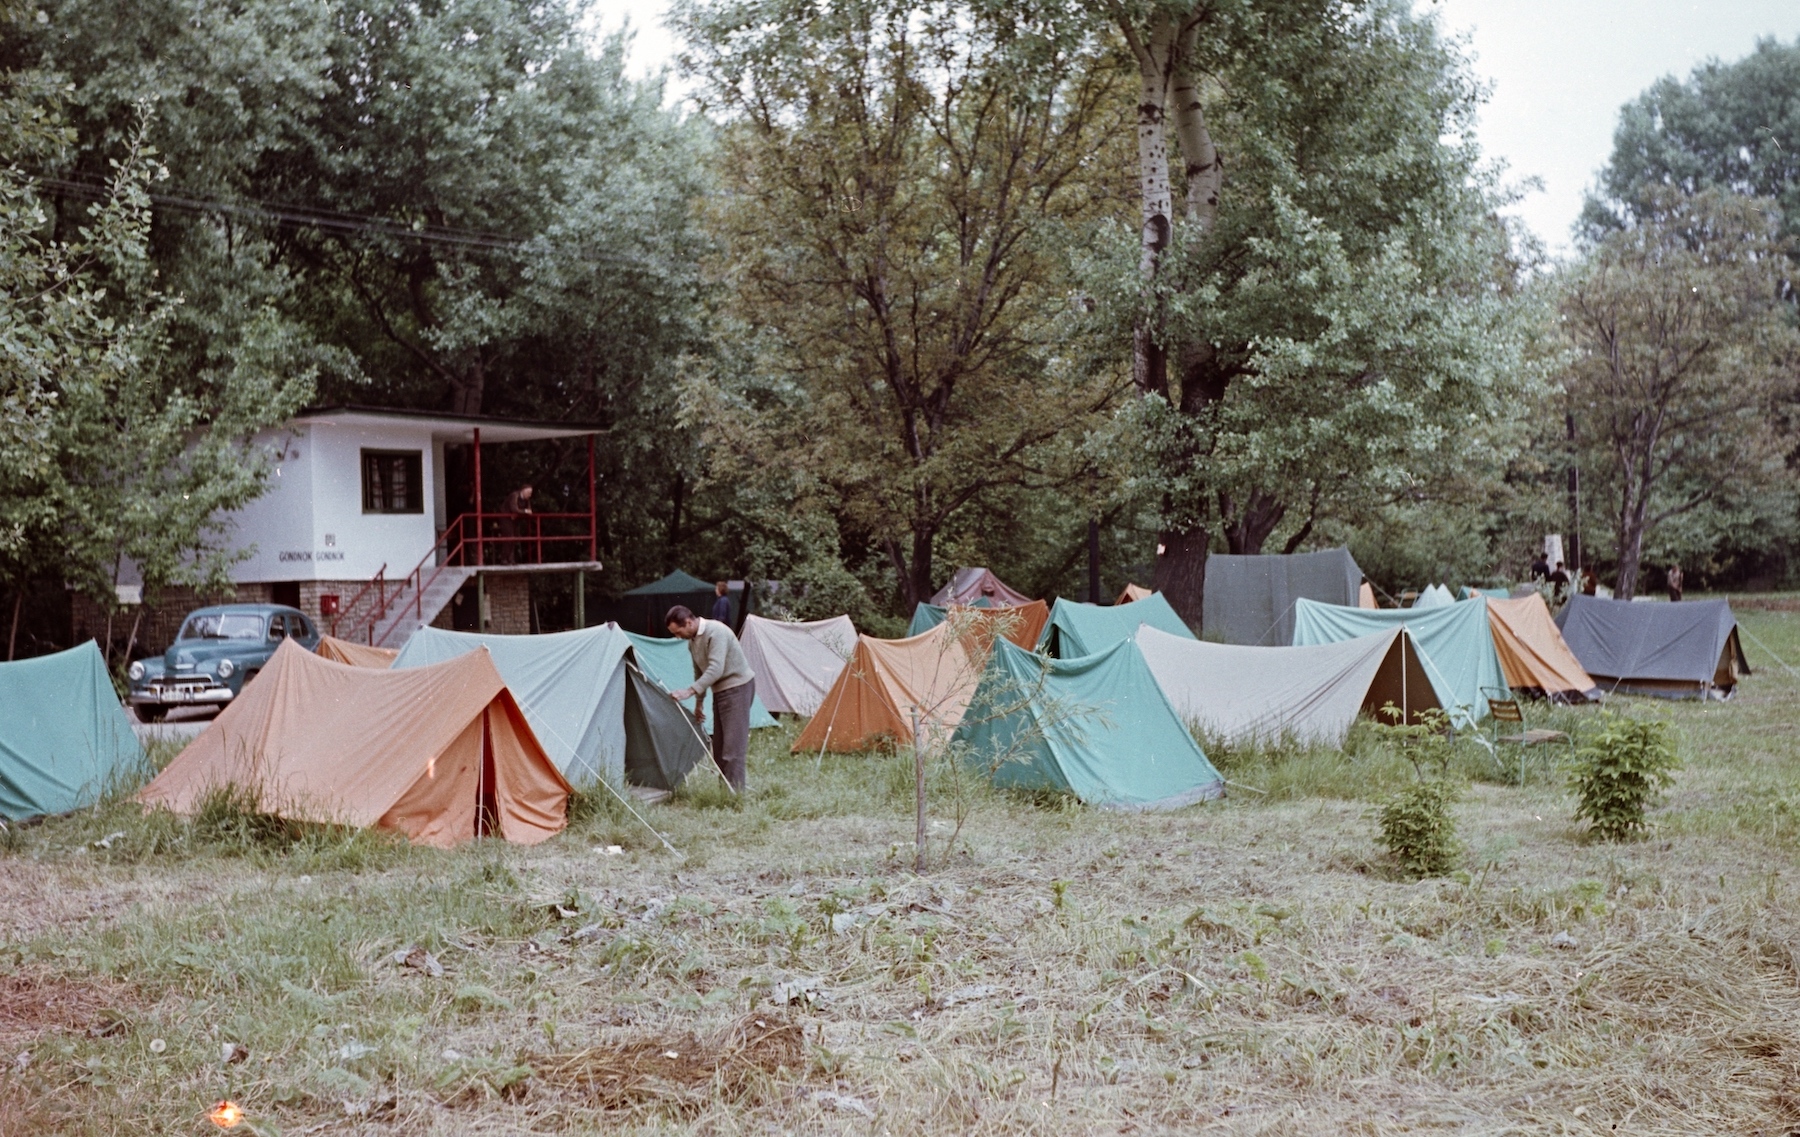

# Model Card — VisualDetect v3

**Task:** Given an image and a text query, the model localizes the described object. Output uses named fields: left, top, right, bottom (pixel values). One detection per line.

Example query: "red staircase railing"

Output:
left=331, top=511, right=598, bottom=645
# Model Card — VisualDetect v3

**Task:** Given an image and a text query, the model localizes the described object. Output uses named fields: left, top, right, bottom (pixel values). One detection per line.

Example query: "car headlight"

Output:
left=216, top=658, right=236, bottom=679
left=127, top=661, right=145, bottom=682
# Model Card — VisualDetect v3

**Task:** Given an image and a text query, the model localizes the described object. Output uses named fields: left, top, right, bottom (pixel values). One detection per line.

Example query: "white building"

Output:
left=88, top=406, right=602, bottom=654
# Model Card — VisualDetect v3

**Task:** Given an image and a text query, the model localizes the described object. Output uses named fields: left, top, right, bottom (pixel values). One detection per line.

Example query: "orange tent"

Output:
left=793, top=621, right=987, bottom=754
left=1358, top=582, right=1378, bottom=609
left=1486, top=594, right=1599, bottom=701
left=315, top=635, right=397, bottom=668
left=138, top=639, right=569, bottom=847
left=1116, top=583, right=1152, bottom=605
left=966, top=599, right=1048, bottom=651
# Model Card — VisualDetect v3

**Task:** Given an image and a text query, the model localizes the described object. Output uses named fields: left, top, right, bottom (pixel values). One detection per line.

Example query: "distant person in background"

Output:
left=1666, top=563, right=1684, bottom=602
left=667, top=604, right=757, bottom=792
left=1547, top=560, right=1570, bottom=603
left=710, top=581, right=732, bottom=625
left=1579, top=566, right=1598, bottom=596
left=1529, top=550, right=1550, bottom=581
left=496, top=483, right=533, bottom=564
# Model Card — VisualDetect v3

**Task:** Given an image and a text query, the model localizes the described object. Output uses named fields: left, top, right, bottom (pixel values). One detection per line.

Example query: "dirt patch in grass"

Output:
left=531, top=1012, right=808, bottom=1112
left=0, top=970, right=141, bottom=1047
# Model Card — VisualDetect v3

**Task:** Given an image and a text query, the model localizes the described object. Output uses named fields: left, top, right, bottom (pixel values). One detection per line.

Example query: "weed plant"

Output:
left=1569, top=712, right=1681, bottom=841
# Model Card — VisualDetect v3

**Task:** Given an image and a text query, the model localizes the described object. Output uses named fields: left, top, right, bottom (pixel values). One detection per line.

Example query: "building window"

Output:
left=362, top=450, right=423, bottom=514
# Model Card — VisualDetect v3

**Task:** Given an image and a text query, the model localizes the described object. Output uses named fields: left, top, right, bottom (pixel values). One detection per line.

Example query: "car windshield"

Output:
left=178, top=614, right=265, bottom=641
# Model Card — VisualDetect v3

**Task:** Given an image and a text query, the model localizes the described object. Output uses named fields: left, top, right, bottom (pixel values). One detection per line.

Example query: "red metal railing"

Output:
left=332, top=511, right=598, bottom=645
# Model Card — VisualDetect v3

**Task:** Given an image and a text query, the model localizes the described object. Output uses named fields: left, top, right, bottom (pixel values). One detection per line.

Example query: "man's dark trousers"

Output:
left=711, top=679, right=755, bottom=791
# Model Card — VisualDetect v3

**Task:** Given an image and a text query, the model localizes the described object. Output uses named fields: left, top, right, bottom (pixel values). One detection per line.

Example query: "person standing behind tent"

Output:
left=1666, top=563, right=1684, bottom=602
left=1530, top=550, right=1550, bottom=581
left=710, top=581, right=732, bottom=625
left=666, top=605, right=756, bottom=791
left=1579, top=566, right=1599, bottom=596
left=1547, top=561, right=1570, bottom=604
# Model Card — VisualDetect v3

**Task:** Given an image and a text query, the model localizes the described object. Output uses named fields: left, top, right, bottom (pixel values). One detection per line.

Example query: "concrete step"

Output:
left=370, top=567, right=476, bottom=650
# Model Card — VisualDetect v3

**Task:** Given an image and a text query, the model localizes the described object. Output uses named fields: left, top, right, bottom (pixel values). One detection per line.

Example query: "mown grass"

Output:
left=1, top=607, right=1798, bottom=1134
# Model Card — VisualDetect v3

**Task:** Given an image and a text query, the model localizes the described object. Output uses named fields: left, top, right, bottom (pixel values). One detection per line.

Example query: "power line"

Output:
left=24, top=170, right=647, bottom=267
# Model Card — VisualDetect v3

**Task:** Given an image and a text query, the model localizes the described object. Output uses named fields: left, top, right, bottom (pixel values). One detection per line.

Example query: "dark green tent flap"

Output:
left=1200, top=548, right=1364, bottom=646
left=1037, top=593, right=1194, bottom=657
left=0, top=641, right=146, bottom=820
left=955, top=638, right=1224, bottom=811
left=620, top=661, right=709, bottom=791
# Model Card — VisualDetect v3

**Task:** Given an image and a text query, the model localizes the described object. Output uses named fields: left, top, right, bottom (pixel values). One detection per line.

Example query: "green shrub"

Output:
left=1376, top=779, right=1462, bottom=877
left=1372, top=703, right=1462, bottom=877
left=1569, top=713, right=1680, bottom=842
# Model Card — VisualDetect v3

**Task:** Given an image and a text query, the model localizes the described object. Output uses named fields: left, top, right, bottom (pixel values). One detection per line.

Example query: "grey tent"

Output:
left=1201, top=548, right=1365, bottom=646
left=1555, top=595, right=1749, bottom=700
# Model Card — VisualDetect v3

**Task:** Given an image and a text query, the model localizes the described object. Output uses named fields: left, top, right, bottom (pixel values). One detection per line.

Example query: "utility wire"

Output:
left=21, top=170, right=646, bottom=266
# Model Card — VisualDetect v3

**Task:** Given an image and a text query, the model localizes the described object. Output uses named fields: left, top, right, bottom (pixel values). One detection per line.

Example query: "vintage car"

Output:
left=127, top=603, right=320, bottom=720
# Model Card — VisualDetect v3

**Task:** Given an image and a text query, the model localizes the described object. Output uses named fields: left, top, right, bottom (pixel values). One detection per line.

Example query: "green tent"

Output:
left=954, top=638, right=1224, bottom=811
left=906, top=598, right=993, bottom=637
left=393, top=624, right=706, bottom=790
left=0, top=641, right=146, bottom=821
left=603, top=570, right=737, bottom=636
left=623, top=631, right=779, bottom=729
left=1292, top=598, right=1504, bottom=726
left=1037, top=593, right=1193, bottom=657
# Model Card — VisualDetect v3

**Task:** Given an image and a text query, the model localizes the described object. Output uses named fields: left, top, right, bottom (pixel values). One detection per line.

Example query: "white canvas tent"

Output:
left=1136, top=625, right=1440, bottom=747
left=737, top=614, right=857, bottom=715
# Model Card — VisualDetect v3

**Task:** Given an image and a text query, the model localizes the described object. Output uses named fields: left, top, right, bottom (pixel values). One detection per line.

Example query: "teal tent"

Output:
left=0, top=642, right=146, bottom=820
left=1292, top=598, right=1504, bottom=726
left=1038, top=593, right=1193, bottom=657
left=907, top=598, right=994, bottom=637
left=393, top=624, right=705, bottom=790
left=955, top=638, right=1224, bottom=810
left=623, top=631, right=778, bottom=729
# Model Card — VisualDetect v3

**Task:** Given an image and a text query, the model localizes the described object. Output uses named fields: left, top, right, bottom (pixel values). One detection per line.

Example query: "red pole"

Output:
left=587, top=433, right=597, bottom=562
left=472, top=428, right=484, bottom=567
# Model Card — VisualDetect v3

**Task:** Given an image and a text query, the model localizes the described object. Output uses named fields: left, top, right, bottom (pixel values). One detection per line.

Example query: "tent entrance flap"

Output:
left=621, top=662, right=708, bottom=791
left=1360, top=631, right=1443, bottom=727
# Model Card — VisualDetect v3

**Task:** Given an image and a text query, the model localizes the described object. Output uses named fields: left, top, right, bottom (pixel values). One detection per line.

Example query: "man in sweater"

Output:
left=666, top=604, right=757, bottom=791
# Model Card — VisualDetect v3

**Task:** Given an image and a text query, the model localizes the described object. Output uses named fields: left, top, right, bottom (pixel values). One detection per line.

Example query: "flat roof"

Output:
left=294, top=404, right=602, bottom=444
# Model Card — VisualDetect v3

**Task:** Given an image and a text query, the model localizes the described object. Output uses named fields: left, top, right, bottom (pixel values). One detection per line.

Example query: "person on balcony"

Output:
left=496, top=483, right=533, bottom=564
left=666, top=604, right=756, bottom=792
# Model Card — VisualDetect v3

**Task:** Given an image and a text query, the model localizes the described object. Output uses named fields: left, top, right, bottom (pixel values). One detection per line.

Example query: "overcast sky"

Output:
left=581, top=0, right=1800, bottom=255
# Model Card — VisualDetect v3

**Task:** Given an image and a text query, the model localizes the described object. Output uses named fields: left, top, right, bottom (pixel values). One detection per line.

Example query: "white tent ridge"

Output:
left=738, top=614, right=857, bottom=716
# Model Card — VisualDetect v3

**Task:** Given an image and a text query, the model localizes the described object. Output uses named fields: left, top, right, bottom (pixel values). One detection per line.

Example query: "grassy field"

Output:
left=4, top=607, right=1800, bottom=1135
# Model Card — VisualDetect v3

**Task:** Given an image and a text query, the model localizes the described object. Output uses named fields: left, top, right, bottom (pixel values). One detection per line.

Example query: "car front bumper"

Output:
left=128, top=684, right=235, bottom=706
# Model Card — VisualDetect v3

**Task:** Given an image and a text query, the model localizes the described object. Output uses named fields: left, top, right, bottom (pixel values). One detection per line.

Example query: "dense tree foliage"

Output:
left=0, top=4, right=310, bottom=658
left=674, top=0, right=1133, bottom=611
left=1558, top=190, right=1799, bottom=598
left=1583, top=36, right=1800, bottom=254
left=1104, top=0, right=1536, bottom=624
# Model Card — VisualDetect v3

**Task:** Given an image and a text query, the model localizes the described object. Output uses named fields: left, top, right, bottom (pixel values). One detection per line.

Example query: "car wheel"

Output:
left=137, top=705, right=168, bottom=723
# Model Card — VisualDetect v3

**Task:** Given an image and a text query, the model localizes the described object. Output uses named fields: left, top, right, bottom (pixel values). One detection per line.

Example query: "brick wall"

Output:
left=72, top=583, right=273, bottom=660
left=485, top=574, right=532, bottom=634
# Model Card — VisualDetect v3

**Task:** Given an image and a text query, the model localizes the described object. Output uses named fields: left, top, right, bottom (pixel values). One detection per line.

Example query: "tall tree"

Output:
left=1558, top=189, right=1799, bottom=598
left=675, top=0, right=1132, bottom=610
left=1582, top=36, right=1800, bottom=254
left=1105, top=0, right=1529, bottom=625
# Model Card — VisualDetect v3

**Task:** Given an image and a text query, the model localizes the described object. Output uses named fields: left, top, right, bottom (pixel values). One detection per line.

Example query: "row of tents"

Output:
left=0, top=557, right=1750, bottom=842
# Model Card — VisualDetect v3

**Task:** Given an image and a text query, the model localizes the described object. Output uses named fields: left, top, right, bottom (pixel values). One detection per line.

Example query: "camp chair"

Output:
left=1481, top=686, right=1571, bottom=786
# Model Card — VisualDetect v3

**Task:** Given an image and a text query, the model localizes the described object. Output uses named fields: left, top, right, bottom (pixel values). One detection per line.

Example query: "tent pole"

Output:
left=912, top=705, right=926, bottom=874
left=574, top=570, right=585, bottom=629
